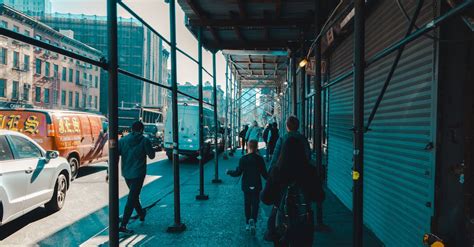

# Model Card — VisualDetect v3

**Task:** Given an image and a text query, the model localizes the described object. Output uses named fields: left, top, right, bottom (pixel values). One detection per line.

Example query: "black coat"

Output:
left=228, top=153, right=269, bottom=192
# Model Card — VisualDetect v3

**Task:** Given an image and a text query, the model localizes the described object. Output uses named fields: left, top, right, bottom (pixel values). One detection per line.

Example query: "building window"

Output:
left=45, top=62, right=50, bottom=77
left=61, top=90, right=66, bottom=106
left=12, top=81, right=19, bottom=99
left=35, top=87, right=41, bottom=102
left=88, top=95, right=92, bottom=107
left=62, top=67, right=67, bottom=81
left=23, top=55, right=29, bottom=71
left=0, top=48, right=7, bottom=65
left=35, top=59, right=42, bottom=74
left=52, top=90, right=58, bottom=105
left=44, top=88, right=50, bottom=104
left=75, top=92, right=79, bottom=108
left=69, top=68, right=73, bottom=82
left=95, top=96, right=98, bottom=109
left=53, top=64, right=59, bottom=77
left=0, top=21, right=7, bottom=29
left=68, top=91, right=73, bottom=107
left=23, top=86, right=29, bottom=101
left=76, top=70, right=80, bottom=84
left=12, top=25, right=19, bottom=33
left=95, top=76, right=98, bottom=88
left=24, top=30, right=30, bottom=37
left=82, top=93, right=86, bottom=108
left=0, top=79, right=5, bottom=97
left=13, top=51, right=19, bottom=68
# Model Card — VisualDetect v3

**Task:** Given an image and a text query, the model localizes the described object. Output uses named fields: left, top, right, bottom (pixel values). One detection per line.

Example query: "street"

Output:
left=0, top=151, right=204, bottom=246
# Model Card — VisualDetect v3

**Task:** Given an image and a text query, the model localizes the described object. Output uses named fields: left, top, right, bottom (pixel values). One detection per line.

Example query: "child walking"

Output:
left=227, top=140, right=268, bottom=235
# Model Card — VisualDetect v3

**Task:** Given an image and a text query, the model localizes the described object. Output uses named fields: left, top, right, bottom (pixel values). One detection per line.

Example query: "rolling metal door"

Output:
left=327, top=0, right=437, bottom=246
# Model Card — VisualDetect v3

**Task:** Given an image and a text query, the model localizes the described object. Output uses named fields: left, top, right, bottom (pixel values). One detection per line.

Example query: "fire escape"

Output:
left=33, top=47, right=60, bottom=108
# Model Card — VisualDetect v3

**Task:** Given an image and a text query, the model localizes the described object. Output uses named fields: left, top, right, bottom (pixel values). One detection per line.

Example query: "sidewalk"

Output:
left=81, top=149, right=383, bottom=247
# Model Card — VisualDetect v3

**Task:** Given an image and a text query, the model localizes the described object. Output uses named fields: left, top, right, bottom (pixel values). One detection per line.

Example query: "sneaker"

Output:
left=245, top=223, right=250, bottom=231
left=119, top=226, right=134, bottom=235
left=249, top=219, right=256, bottom=235
left=139, top=209, right=147, bottom=222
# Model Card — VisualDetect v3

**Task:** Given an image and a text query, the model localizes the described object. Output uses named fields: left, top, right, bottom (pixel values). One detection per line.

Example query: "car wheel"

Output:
left=68, top=156, right=80, bottom=180
left=45, top=174, right=67, bottom=212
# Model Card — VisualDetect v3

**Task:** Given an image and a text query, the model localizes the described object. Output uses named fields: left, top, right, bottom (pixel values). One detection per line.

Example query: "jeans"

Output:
left=244, top=190, right=260, bottom=223
left=122, top=176, right=145, bottom=227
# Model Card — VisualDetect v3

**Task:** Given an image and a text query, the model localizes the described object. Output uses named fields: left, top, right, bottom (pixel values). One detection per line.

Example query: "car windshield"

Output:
left=144, top=124, right=158, bottom=134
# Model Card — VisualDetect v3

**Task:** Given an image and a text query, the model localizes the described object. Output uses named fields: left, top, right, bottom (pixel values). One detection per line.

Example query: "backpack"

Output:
left=275, top=183, right=313, bottom=241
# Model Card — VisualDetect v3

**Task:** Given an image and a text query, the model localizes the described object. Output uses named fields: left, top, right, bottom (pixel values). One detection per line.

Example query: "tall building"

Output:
left=0, top=4, right=101, bottom=111
left=0, top=0, right=51, bottom=16
left=39, top=13, right=169, bottom=115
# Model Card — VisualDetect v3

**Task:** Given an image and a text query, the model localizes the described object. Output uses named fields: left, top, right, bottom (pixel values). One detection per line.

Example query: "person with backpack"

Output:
left=246, top=120, right=262, bottom=143
left=226, top=140, right=269, bottom=235
left=261, top=136, right=325, bottom=247
left=262, top=123, right=271, bottom=160
left=239, top=125, right=249, bottom=154
left=266, top=122, right=280, bottom=162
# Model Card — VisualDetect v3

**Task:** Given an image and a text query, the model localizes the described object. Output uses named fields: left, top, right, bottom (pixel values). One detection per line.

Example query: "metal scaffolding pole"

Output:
left=238, top=81, right=242, bottom=147
left=196, top=27, right=208, bottom=201
left=106, top=0, right=119, bottom=245
left=229, top=66, right=235, bottom=155
left=212, top=51, right=222, bottom=184
left=223, top=62, right=229, bottom=160
left=291, top=52, right=297, bottom=115
left=353, top=0, right=365, bottom=245
left=167, top=0, right=186, bottom=232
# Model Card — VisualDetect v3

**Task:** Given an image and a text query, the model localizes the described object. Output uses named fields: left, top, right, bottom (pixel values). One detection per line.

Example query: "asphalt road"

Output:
left=0, top=151, right=207, bottom=246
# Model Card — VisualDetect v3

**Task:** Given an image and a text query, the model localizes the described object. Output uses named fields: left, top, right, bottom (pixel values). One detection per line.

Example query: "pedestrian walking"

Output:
left=118, top=121, right=156, bottom=234
left=239, top=125, right=249, bottom=154
left=246, top=121, right=262, bottom=143
left=226, top=140, right=268, bottom=235
left=262, top=123, right=271, bottom=160
left=261, top=136, right=325, bottom=247
left=266, top=122, right=279, bottom=162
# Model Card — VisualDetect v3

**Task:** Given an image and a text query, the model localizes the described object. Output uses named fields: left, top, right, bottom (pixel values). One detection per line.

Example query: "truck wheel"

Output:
left=68, top=156, right=80, bottom=180
left=45, top=173, right=67, bottom=212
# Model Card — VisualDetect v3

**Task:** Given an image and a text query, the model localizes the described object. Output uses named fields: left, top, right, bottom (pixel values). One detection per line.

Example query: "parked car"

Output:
left=143, top=123, right=162, bottom=151
left=0, top=130, right=71, bottom=226
left=163, top=103, right=223, bottom=160
left=0, top=109, right=108, bottom=179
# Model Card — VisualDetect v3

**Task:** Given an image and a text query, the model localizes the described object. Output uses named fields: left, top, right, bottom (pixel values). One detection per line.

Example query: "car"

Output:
left=143, top=123, right=162, bottom=151
left=0, top=109, right=109, bottom=179
left=0, top=130, right=71, bottom=226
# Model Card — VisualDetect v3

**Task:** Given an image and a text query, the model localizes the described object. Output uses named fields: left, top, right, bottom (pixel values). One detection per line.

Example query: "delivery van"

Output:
left=163, top=103, right=222, bottom=160
left=0, top=109, right=108, bottom=178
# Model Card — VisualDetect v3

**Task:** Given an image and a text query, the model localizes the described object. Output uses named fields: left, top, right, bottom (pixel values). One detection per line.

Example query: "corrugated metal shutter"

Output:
left=327, top=1, right=437, bottom=246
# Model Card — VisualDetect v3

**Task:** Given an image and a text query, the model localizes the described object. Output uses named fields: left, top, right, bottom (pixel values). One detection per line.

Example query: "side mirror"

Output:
left=45, top=150, right=59, bottom=161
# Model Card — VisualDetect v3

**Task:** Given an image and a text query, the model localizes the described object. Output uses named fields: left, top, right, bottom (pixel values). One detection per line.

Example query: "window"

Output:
left=75, top=92, right=79, bottom=108
left=68, top=91, right=73, bottom=107
left=13, top=51, right=19, bottom=68
left=95, top=96, right=98, bottom=109
left=23, top=55, right=29, bottom=71
left=69, top=68, right=73, bottom=82
left=0, top=79, right=5, bottom=97
left=9, top=135, right=42, bottom=159
left=23, top=86, right=29, bottom=101
left=53, top=64, right=59, bottom=77
left=62, top=67, right=67, bottom=81
left=44, top=88, right=50, bottom=104
left=12, top=81, right=19, bottom=99
left=88, top=95, right=92, bottom=107
left=0, top=136, right=13, bottom=161
left=76, top=70, right=80, bottom=84
left=12, top=25, right=19, bottom=33
left=52, top=90, right=58, bottom=105
left=35, top=87, right=41, bottom=102
left=0, top=48, right=7, bottom=65
left=35, top=58, right=42, bottom=74
left=24, top=30, right=30, bottom=37
left=45, top=62, right=50, bottom=77
left=0, top=21, right=7, bottom=29
left=82, top=93, right=86, bottom=108
left=95, top=76, right=98, bottom=88
left=61, top=90, right=66, bottom=105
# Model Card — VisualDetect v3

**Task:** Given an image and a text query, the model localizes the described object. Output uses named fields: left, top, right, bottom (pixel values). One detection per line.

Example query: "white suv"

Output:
left=0, top=130, right=71, bottom=226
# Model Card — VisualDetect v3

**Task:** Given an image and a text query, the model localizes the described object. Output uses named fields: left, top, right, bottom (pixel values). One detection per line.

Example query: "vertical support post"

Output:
left=301, top=69, right=306, bottom=135
left=212, top=51, right=222, bottom=184
left=291, top=52, right=297, bottom=116
left=229, top=68, right=234, bottom=155
left=196, top=27, right=208, bottom=201
left=313, top=0, right=326, bottom=230
left=353, top=0, right=365, bottom=246
left=167, top=0, right=186, bottom=232
left=238, top=81, right=242, bottom=149
left=107, top=0, right=119, bottom=245
left=223, top=60, right=229, bottom=160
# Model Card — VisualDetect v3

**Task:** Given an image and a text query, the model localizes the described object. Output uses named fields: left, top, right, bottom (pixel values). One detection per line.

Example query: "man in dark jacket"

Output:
left=118, top=121, right=156, bottom=234
left=227, top=140, right=268, bottom=235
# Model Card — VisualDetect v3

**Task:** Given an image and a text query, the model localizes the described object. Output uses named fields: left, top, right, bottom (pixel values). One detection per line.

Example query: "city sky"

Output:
left=50, top=0, right=228, bottom=90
